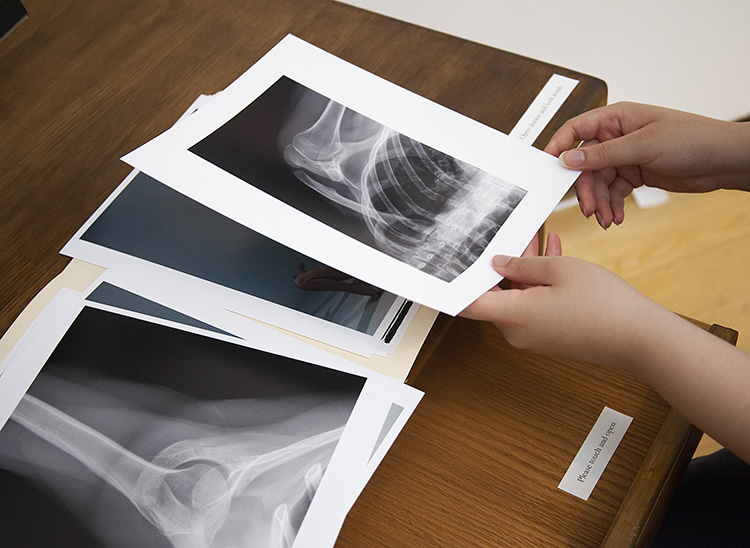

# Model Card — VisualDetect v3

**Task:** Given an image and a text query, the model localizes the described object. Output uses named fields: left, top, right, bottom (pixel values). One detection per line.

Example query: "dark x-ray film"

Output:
left=0, top=304, right=368, bottom=547
left=76, top=172, right=399, bottom=336
left=62, top=166, right=413, bottom=357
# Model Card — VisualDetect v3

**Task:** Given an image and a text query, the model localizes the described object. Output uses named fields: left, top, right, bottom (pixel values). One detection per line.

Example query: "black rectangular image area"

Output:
left=80, top=173, right=398, bottom=335
left=189, top=76, right=527, bottom=282
left=0, top=307, right=365, bottom=548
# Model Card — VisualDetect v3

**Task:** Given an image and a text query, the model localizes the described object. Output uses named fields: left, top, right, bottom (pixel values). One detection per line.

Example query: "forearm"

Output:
left=624, top=310, right=750, bottom=463
left=694, top=118, right=750, bottom=193
left=463, top=254, right=750, bottom=462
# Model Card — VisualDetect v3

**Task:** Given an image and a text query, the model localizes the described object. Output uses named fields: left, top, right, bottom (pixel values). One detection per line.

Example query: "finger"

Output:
left=593, top=178, right=614, bottom=230
left=560, top=129, right=655, bottom=173
left=459, top=289, right=513, bottom=321
left=544, top=122, right=582, bottom=158
left=544, top=105, right=614, bottom=157
left=520, top=233, right=540, bottom=258
left=491, top=255, right=529, bottom=290
left=494, top=256, right=559, bottom=287
left=544, top=232, right=562, bottom=256
left=569, top=139, right=602, bottom=217
left=574, top=172, right=597, bottom=218
left=607, top=177, right=635, bottom=225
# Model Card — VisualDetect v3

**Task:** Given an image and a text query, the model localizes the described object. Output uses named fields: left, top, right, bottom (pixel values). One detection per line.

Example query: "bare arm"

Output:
left=462, top=102, right=750, bottom=458
left=544, top=102, right=750, bottom=228
left=461, top=255, right=750, bottom=462
left=631, top=308, right=750, bottom=464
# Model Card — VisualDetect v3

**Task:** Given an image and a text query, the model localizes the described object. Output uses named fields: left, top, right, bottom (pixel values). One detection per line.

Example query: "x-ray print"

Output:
left=0, top=307, right=365, bottom=548
left=189, top=77, right=527, bottom=282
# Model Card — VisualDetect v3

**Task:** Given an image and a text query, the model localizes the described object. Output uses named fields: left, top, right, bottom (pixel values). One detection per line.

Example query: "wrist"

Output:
left=605, top=302, right=687, bottom=378
left=719, top=121, right=750, bottom=192
left=615, top=308, right=714, bottom=385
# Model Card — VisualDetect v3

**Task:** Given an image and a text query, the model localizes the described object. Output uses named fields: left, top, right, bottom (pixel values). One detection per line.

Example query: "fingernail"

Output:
left=595, top=211, right=608, bottom=230
left=492, top=255, right=512, bottom=268
left=561, top=149, right=585, bottom=169
left=579, top=200, right=589, bottom=218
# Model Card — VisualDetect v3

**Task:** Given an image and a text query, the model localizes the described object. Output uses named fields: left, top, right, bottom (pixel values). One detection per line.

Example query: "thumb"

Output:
left=560, top=132, right=650, bottom=172
left=493, top=255, right=558, bottom=287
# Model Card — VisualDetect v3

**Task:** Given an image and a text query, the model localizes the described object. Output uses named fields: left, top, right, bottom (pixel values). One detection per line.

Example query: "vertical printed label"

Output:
left=558, top=406, right=633, bottom=500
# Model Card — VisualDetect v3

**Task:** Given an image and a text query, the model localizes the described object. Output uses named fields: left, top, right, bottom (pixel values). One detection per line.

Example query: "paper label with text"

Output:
left=509, top=74, right=578, bottom=144
left=558, top=406, right=633, bottom=500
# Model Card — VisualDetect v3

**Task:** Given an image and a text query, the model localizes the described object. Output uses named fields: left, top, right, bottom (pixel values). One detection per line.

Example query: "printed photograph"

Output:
left=79, top=173, right=398, bottom=336
left=0, top=306, right=366, bottom=548
left=85, top=282, right=235, bottom=337
left=189, top=76, right=528, bottom=282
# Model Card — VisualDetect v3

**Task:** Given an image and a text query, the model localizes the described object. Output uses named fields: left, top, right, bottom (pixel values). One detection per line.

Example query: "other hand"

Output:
left=460, top=248, right=668, bottom=369
left=544, top=102, right=750, bottom=228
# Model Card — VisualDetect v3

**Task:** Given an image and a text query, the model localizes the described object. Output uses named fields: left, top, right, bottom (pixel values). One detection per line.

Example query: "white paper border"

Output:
left=0, top=289, right=423, bottom=547
left=123, top=35, right=579, bottom=315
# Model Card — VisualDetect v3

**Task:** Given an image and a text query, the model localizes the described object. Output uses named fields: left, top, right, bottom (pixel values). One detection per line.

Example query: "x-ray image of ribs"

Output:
left=6, top=388, right=345, bottom=548
left=283, top=100, right=527, bottom=282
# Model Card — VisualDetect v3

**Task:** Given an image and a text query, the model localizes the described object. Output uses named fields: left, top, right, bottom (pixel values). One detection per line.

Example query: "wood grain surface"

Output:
left=340, top=317, right=670, bottom=546
left=8, top=1, right=732, bottom=547
left=0, top=0, right=606, bottom=339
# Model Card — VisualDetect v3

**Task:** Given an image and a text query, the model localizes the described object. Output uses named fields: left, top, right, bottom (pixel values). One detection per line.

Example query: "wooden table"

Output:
left=1, top=1, right=736, bottom=546
left=338, top=315, right=737, bottom=547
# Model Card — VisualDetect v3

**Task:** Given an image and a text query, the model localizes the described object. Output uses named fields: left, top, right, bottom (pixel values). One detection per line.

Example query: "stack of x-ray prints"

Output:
left=0, top=35, right=578, bottom=548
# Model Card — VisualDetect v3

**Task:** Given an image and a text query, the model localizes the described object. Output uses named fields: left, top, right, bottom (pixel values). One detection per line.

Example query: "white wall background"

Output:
left=336, top=0, right=750, bottom=121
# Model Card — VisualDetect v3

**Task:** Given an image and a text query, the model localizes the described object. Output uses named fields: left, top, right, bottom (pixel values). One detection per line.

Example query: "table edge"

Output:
left=601, top=321, right=740, bottom=547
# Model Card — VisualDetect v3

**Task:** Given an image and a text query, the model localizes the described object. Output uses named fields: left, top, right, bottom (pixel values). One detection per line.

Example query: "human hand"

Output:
left=504, top=231, right=561, bottom=289
left=460, top=251, right=669, bottom=370
left=544, top=102, right=750, bottom=228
